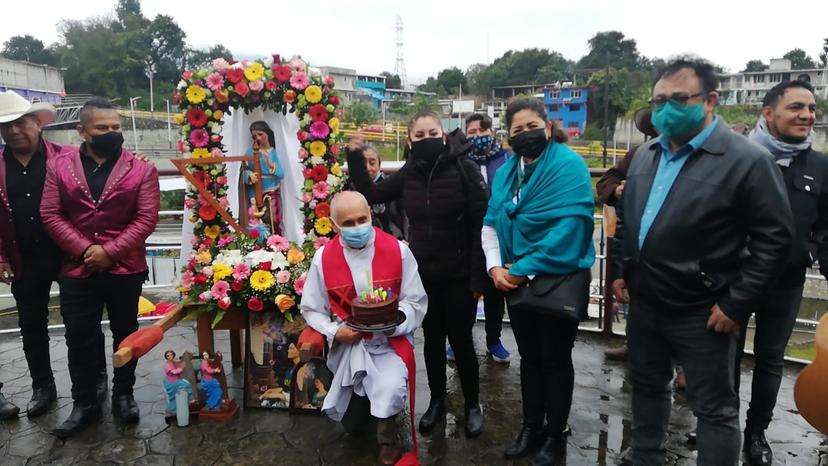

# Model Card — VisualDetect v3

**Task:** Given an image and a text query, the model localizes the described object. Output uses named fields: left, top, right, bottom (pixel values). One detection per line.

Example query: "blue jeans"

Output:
left=628, top=299, right=740, bottom=466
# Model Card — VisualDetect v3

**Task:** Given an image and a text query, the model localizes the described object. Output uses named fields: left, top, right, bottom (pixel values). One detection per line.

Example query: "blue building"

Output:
left=355, top=74, right=386, bottom=109
left=543, top=86, right=588, bottom=137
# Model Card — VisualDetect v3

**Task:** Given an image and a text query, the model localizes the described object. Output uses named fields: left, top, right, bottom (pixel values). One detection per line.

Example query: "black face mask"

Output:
left=509, top=129, right=549, bottom=159
left=89, top=131, right=124, bottom=158
left=410, top=137, right=444, bottom=165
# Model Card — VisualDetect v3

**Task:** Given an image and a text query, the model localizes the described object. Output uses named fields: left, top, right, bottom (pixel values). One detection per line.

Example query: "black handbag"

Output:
left=505, top=268, right=591, bottom=321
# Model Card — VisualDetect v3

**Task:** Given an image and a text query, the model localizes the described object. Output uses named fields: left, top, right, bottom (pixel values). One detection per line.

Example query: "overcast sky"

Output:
left=5, top=0, right=827, bottom=85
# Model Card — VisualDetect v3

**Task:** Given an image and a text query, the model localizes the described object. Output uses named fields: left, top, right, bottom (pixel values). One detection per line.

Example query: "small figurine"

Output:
left=163, top=350, right=194, bottom=417
left=200, top=351, right=223, bottom=410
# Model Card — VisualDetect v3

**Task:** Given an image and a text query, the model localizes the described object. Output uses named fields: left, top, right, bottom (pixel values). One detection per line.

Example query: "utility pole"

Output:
left=602, top=58, right=610, bottom=168
left=129, top=96, right=141, bottom=152
left=164, top=98, right=172, bottom=148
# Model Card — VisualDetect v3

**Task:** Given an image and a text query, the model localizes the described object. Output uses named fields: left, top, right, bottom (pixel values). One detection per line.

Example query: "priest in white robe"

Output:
left=300, top=191, right=427, bottom=465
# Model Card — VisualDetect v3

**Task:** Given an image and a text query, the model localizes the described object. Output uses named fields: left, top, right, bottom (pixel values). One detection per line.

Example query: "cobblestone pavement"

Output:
left=0, top=322, right=825, bottom=465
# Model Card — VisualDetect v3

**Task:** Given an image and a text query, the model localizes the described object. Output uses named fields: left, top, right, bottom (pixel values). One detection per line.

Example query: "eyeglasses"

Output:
left=649, top=92, right=706, bottom=108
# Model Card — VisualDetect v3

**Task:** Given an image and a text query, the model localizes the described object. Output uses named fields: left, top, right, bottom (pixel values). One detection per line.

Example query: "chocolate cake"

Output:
left=351, top=296, right=399, bottom=326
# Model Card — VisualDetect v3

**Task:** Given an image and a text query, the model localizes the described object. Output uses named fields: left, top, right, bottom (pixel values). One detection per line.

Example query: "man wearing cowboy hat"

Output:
left=0, top=90, right=74, bottom=420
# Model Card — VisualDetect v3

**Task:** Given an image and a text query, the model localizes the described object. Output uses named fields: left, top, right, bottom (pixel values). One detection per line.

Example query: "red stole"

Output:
left=321, top=228, right=419, bottom=466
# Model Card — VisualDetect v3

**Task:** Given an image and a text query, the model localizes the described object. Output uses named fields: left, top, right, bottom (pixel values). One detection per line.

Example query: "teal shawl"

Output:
left=483, top=141, right=595, bottom=277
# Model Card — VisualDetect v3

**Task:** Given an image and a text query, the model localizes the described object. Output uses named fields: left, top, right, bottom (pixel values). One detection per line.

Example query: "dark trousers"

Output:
left=11, top=257, right=58, bottom=389
left=341, top=392, right=399, bottom=446
left=735, top=286, right=801, bottom=433
left=509, top=307, right=578, bottom=436
left=422, top=278, right=479, bottom=405
left=482, top=279, right=506, bottom=346
left=627, top=300, right=740, bottom=466
left=60, top=272, right=145, bottom=405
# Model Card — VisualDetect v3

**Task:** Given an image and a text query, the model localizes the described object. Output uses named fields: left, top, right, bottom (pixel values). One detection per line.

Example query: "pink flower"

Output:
left=309, top=121, right=330, bottom=140
left=198, top=291, right=212, bottom=303
left=293, top=274, right=307, bottom=295
left=289, top=72, right=310, bottom=90
left=289, top=59, right=307, bottom=72
left=312, top=181, right=330, bottom=200
left=217, top=296, right=231, bottom=310
left=180, top=271, right=195, bottom=289
left=206, top=73, right=225, bottom=91
left=201, top=266, right=213, bottom=277
left=212, top=58, right=231, bottom=70
left=302, top=192, right=313, bottom=203
left=298, top=148, right=309, bottom=160
left=235, top=80, right=250, bottom=97
left=313, top=237, right=330, bottom=250
left=189, top=129, right=209, bottom=148
left=210, top=147, right=224, bottom=158
left=267, top=235, right=290, bottom=252
left=323, top=75, right=334, bottom=86
left=211, top=280, right=230, bottom=299
left=309, top=200, right=318, bottom=209
left=182, top=70, right=193, bottom=80
left=276, top=270, right=291, bottom=284
left=217, top=235, right=234, bottom=247
left=248, top=79, right=263, bottom=92
left=184, top=199, right=196, bottom=210
left=219, top=197, right=230, bottom=209
left=232, top=263, right=251, bottom=281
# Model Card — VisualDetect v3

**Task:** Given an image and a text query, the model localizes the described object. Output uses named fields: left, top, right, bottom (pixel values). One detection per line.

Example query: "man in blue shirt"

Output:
left=612, top=58, right=793, bottom=466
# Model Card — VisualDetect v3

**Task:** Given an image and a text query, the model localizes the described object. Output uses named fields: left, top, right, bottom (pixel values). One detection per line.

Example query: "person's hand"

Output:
left=249, top=172, right=260, bottom=185
left=614, top=181, right=626, bottom=199
left=83, top=245, right=114, bottom=272
left=134, top=152, right=150, bottom=162
left=334, top=325, right=362, bottom=345
left=707, top=304, right=739, bottom=333
left=0, top=262, right=13, bottom=284
left=611, top=279, right=629, bottom=304
left=504, top=272, right=527, bottom=286
left=491, top=266, right=519, bottom=292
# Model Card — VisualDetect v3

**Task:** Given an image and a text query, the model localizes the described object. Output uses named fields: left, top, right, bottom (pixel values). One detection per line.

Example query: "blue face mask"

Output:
left=650, top=101, right=705, bottom=140
left=340, top=222, right=373, bottom=249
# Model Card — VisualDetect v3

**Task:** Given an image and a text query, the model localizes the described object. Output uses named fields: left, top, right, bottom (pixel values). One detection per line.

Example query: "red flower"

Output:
left=310, top=165, right=329, bottom=182
left=199, top=205, right=217, bottom=221
left=248, top=228, right=260, bottom=239
left=272, top=54, right=281, bottom=65
left=259, top=261, right=272, bottom=271
left=315, top=202, right=331, bottom=218
left=217, top=297, right=231, bottom=310
left=172, top=91, right=182, bottom=105
left=194, top=274, right=208, bottom=285
left=303, top=168, right=313, bottom=179
left=226, top=69, right=244, bottom=84
left=308, top=104, right=329, bottom=122
left=247, top=297, right=263, bottom=312
left=297, top=130, right=308, bottom=142
left=235, top=81, right=250, bottom=97
left=328, top=95, right=340, bottom=106
left=202, top=238, right=214, bottom=247
left=330, top=144, right=340, bottom=156
left=231, top=281, right=244, bottom=292
left=273, top=65, right=291, bottom=82
left=217, top=176, right=228, bottom=184
left=187, top=107, right=208, bottom=127
left=194, top=171, right=212, bottom=187
left=265, top=80, right=277, bottom=91
left=283, top=90, right=296, bottom=103
left=182, top=70, right=193, bottom=80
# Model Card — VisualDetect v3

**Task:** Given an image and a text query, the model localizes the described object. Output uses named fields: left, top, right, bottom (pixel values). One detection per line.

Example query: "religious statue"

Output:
left=200, top=351, right=224, bottom=410
left=163, top=350, right=194, bottom=417
left=244, top=121, right=284, bottom=235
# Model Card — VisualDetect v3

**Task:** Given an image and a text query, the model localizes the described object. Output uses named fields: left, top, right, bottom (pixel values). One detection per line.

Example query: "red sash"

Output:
left=321, top=228, right=419, bottom=466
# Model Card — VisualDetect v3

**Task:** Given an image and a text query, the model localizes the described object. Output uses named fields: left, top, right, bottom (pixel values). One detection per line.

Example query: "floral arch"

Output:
left=172, top=54, right=344, bottom=325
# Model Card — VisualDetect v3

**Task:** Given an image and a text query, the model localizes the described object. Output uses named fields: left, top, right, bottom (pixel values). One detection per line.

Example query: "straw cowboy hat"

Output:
left=0, top=90, right=56, bottom=126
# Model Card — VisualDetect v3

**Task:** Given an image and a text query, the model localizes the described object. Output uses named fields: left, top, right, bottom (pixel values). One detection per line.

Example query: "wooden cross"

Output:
left=171, top=154, right=265, bottom=236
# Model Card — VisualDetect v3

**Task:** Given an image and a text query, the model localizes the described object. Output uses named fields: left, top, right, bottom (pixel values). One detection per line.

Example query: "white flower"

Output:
left=215, top=249, right=243, bottom=266
left=271, top=252, right=289, bottom=270
left=245, top=249, right=275, bottom=266
left=178, top=79, right=187, bottom=88
left=309, top=156, right=324, bottom=165
left=262, top=56, right=274, bottom=68
left=326, top=174, right=340, bottom=188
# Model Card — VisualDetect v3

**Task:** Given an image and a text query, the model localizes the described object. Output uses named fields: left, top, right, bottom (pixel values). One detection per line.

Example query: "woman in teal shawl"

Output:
left=483, top=99, right=595, bottom=464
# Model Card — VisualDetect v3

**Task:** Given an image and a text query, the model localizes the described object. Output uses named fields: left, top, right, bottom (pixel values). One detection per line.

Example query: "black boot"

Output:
left=504, top=425, right=546, bottom=458
left=531, top=435, right=566, bottom=466
left=52, top=403, right=102, bottom=438
left=112, top=394, right=139, bottom=424
left=744, top=429, right=772, bottom=466
left=0, top=392, right=20, bottom=420
left=26, top=383, right=57, bottom=418
left=96, top=370, right=108, bottom=403
left=418, top=398, right=445, bottom=434
left=464, top=402, right=483, bottom=438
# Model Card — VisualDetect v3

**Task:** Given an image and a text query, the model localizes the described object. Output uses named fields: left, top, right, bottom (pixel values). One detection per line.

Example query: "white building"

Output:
left=0, top=57, right=65, bottom=104
left=318, top=66, right=357, bottom=104
left=718, top=58, right=828, bottom=105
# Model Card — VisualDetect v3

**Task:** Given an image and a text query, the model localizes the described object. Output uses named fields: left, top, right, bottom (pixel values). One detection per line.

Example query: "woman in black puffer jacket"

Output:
left=347, top=111, right=489, bottom=438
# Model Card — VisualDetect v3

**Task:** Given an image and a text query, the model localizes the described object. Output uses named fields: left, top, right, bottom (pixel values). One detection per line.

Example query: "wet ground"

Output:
left=0, top=322, right=826, bottom=465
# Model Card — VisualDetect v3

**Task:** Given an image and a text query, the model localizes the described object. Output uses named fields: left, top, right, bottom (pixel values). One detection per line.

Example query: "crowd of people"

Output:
left=0, top=54, right=824, bottom=466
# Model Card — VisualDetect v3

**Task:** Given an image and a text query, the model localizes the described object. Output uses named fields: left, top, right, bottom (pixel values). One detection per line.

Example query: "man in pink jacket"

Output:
left=41, top=98, right=160, bottom=437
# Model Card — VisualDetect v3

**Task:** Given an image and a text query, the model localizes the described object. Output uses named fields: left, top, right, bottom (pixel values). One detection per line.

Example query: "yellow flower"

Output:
left=250, top=270, right=274, bottom=291
left=191, top=148, right=209, bottom=159
left=196, top=249, right=212, bottom=265
left=186, top=85, right=207, bottom=104
left=212, top=262, right=232, bottom=281
left=275, top=294, right=296, bottom=312
left=213, top=109, right=224, bottom=120
left=328, top=117, right=340, bottom=133
left=244, top=62, right=265, bottom=81
left=287, top=248, right=306, bottom=265
left=330, top=163, right=342, bottom=177
left=314, top=217, right=332, bottom=236
left=304, top=85, right=322, bottom=104
left=309, top=141, right=327, bottom=157
left=173, top=113, right=185, bottom=125
left=204, top=225, right=222, bottom=239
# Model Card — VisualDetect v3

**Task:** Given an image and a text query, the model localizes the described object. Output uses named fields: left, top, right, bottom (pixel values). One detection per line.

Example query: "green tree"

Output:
left=783, top=48, right=817, bottom=69
left=346, top=101, right=378, bottom=127
left=472, top=48, right=573, bottom=93
left=820, top=38, right=828, bottom=67
left=380, top=71, right=402, bottom=89
left=411, top=93, right=441, bottom=113
left=146, top=14, right=187, bottom=83
left=186, top=45, right=234, bottom=69
left=436, top=67, right=466, bottom=96
left=587, top=67, right=651, bottom=135
left=1, top=35, right=55, bottom=65
left=742, top=60, right=768, bottom=72
left=577, top=31, right=643, bottom=71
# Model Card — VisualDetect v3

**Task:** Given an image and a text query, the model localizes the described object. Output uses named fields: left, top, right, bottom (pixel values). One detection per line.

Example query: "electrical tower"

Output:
left=394, top=15, right=408, bottom=90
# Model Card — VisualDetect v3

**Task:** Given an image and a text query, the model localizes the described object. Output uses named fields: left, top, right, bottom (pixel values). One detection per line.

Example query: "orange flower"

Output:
left=215, top=89, right=230, bottom=103
left=275, top=294, right=296, bottom=312
left=283, top=90, right=296, bottom=104
left=287, top=248, right=305, bottom=265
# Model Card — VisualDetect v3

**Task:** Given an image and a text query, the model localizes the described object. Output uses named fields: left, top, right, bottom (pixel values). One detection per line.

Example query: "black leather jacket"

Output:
left=614, top=122, right=794, bottom=322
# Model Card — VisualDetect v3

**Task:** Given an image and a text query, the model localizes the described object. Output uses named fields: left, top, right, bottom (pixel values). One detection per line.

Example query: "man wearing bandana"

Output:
left=741, top=79, right=827, bottom=466
left=457, top=113, right=512, bottom=363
